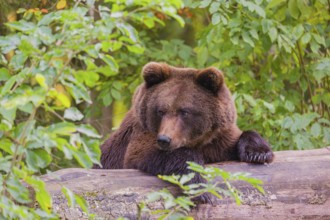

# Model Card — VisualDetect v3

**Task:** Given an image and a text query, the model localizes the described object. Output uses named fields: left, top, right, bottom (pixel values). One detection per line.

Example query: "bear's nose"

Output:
left=157, top=135, right=171, bottom=150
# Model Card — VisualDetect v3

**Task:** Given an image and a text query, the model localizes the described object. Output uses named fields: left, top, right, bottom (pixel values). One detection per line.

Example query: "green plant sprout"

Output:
left=138, top=162, right=264, bottom=220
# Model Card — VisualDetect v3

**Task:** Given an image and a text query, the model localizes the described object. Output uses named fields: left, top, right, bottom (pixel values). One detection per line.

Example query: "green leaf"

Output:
left=147, top=192, right=161, bottom=202
left=37, top=26, right=55, bottom=45
left=168, top=14, right=185, bottom=27
left=294, top=134, right=312, bottom=150
left=243, top=94, right=257, bottom=106
left=179, top=173, right=195, bottom=185
left=0, top=68, right=10, bottom=81
left=312, top=33, right=326, bottom=46
left=312, top=94, right=322, bottom=105
left=62, top=187, right=75, bottom=207
left=72, top=150, right=93, bottom=168
left=25, top=175, right=52, bottom=212
left=64, top=81, right=92, bottom=104
left=35, top=73, right=48, bottom=89
left=282, top=116, right=293, bottom=129
left=311, top=123, right=321, bottom=137
left=209, top=2, right=220, bottom=14
left=297, top=0, right=312, bottom=19
left=261, top=19, right=273, bottom=33
left=0, top=106, right=17, bottom=123
left=76, top=124, right=101, bottom=138
left=96, top=66, right=118, bottom=77
left=99, top=54, right=119, bottom=72
left=1, top=75, right=18, bottom=96
left=263, top=101, right=275, bottom=113
left=242, top=31, right=255, bottom=47
left=249, top=29, right=259, bottom=40
left=74, top=193, right=89, bottom=213
left=111, top=41, right=123, bottom=51
left=7, top=176, right=31, bottom=204
left=322, top=93, right=330, bottom=106
left=102, top=93, right=113, bottom=106
left=117, top=23, right=138, bottom=42
left=199, top=0, right=212, bottom=8
left=64, top=107, right=84, bottom=121
left=175, top=196, right=194, bottom=211
left=38, top=12, right=54, bottom=26
left=82, top=138, right=101, bottom=165
left=310, top=39, right=321, bottom=53
left=48, top=122, right=76, bottom=135
left=284, top=100, right=295, bottom=112
left=290, top=113, right=318, bottom=132
left=196, top=46, right=208, bottom=67
left=288, top=0, right=300, bottom=19
left=75, top=70, right=99, bottom=88
left=5, top=20, right=36, bottom=32
left=56, top=93, right=71, bottom=108
left=269, top=27, right=278, bottom=43
left=143, top=18, right=155, bottom=28
left=113, top=81, right=124, bottom=90
left=111, top=88, right=122, bottom=100
left=10, top=53, right=28, bottom=70
left=0, top=156, right=11, bottom=172
left=0, top=138, right=13, bottom=154
left=293, top=24, right=304, bottom=39
left=25, top=148, right=52, bottom=171
left=267, top=0, right=286, bottom=8
left=324, top=128, right=330, bottom=143
left=230, top=35, right=239, bottom=45
left=211, top=13, right=221, bottom=25
left=253, top=4, right=266, bottom=18
left=158, top=175, right=180, bottom=185
left=301, top=32, right=311, bottom=44
left=126, top=45, right=145, bottom=54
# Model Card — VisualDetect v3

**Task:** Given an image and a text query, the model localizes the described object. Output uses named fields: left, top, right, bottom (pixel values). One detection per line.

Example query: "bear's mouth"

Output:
left=156, top=144, right=188, bottom=152
left=156, top=138, right=189, bottom=151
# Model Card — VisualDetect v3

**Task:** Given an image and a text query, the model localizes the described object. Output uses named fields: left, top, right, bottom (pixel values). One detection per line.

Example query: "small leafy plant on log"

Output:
left=137, top=162, right=264, bottom=220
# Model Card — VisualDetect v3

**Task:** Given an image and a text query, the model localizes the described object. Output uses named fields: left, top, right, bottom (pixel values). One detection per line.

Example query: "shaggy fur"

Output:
left=96, top=62, right=274, bottom=202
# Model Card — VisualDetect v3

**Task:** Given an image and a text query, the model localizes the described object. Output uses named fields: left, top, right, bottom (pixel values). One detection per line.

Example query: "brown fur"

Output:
left=96, top=62, right=274, bottom=202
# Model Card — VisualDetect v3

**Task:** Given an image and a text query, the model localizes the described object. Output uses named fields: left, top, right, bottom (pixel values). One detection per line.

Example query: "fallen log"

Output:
left=42, top=147, right=330, bottom=219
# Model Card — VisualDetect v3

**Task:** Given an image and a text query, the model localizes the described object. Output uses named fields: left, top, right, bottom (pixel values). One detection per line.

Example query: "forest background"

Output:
left=0, top=0, right=329, bottom=219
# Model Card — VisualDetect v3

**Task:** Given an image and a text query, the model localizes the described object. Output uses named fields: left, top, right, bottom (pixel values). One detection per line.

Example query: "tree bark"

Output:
left=42, top=147, right=330, bottom=220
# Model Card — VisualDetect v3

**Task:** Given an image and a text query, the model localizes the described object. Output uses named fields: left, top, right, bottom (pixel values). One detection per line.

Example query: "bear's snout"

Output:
left=157, top=135, right=171, bottom=150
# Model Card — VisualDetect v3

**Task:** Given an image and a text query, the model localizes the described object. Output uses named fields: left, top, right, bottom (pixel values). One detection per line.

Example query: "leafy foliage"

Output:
left=139, top=162, right=264, bottom=219
left=180, top=0, right=330, bottom=150
left=0, top=0, right=184, bottom=218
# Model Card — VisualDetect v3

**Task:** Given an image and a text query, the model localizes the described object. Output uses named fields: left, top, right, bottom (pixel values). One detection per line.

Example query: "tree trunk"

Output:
left=42, top=147, right=330, bottom=219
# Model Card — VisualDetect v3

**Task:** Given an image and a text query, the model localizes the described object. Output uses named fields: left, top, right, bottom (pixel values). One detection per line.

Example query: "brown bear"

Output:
left=97, top=62, right=274, bottom=202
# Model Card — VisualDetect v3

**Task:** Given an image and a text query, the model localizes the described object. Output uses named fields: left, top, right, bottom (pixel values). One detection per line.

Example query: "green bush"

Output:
left=0, top=1, right=184, bottom=218
left=182, top=0, right=330, bottom=150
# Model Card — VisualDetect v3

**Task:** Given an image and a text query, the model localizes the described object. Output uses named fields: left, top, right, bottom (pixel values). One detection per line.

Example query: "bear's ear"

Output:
left=196, top=67, right=224, bottom=94
left=142, top=62, right=170, bottom=88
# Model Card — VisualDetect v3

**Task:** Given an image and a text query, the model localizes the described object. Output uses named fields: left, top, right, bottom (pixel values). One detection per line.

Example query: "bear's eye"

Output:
left=157, top=109, right=165, bottom=117
left=179, top=109, right=190, bottom=117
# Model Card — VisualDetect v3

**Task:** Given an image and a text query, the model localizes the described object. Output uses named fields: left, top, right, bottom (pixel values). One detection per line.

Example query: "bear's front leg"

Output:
left=237, top=130, right=274, bottom=164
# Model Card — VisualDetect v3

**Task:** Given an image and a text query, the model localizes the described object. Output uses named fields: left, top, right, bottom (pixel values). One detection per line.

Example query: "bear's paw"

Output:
left=238, top=130, right=274, bottom=164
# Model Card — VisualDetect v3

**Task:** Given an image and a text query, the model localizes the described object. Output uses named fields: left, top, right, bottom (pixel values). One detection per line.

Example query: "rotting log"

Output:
left=42, top=147, right=330, bottom=220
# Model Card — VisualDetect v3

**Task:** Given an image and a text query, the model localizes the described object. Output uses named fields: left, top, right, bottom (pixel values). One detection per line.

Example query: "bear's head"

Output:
left=133, top=62, right=237, bottom=151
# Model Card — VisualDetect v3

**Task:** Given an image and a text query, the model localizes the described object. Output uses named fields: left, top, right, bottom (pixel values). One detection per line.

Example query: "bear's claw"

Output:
left=244, top=151, right=273, bottom=164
